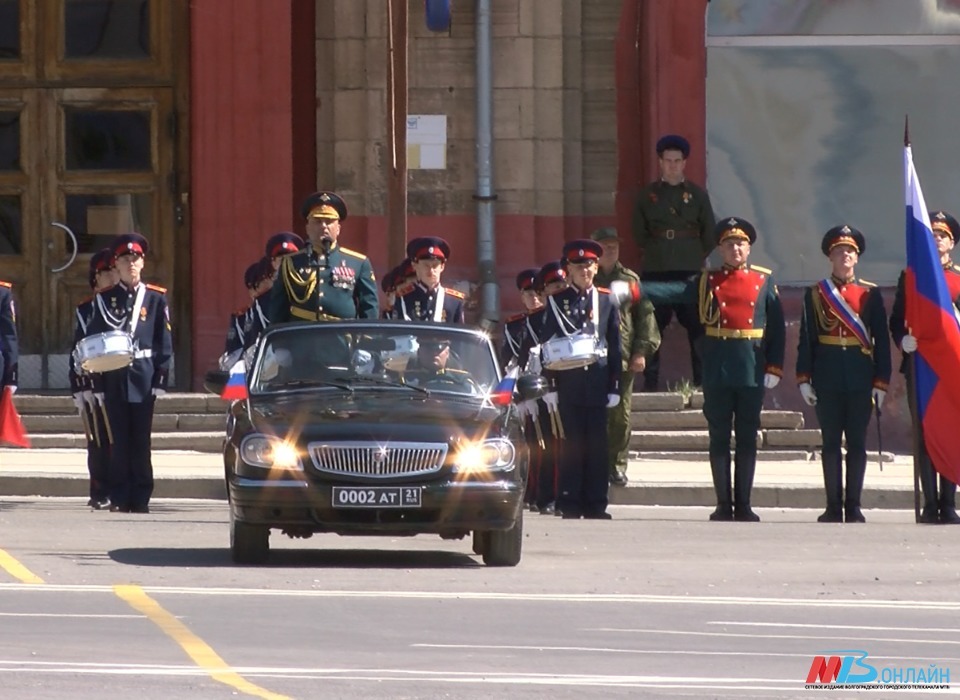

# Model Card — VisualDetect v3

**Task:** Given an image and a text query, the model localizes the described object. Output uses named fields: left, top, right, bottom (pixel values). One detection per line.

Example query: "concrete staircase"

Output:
left=15, top=394, right=227, bottom=452
left=630, top=392, right=822, bottom=461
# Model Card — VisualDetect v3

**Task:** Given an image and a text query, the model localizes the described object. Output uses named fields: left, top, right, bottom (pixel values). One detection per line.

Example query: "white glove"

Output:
left=521, top=399, right=539, bottom=419
left=799, top=382, right=817, bottom=406
left=606, top=393, right=620, bottom=408
left=351, top=349, right=375, bottom=374
left=608, top=280, right=639, bottom=308
left=152, top=388, right=166, bottom=397
left=872, top=387, right=886, bottom=410
left=542, top=391, right=559, bottom=411
left=7, top=385, right=15, bottom=395
left=93, top=392, right=105, bottom=405
left=763, top=373, right=781, bottom=389
left=72, top=392, right=85, bottom=410
left=901, top=334, right=918, bottom=353
left=81, top=390, right=94, bottom=405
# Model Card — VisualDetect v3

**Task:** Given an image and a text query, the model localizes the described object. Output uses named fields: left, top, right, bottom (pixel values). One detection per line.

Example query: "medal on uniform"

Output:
left=332, top=261, right=356, bottom=290
left=682, top=192, right=691, bottom=204
left=140, top=307, right=148, bottom=322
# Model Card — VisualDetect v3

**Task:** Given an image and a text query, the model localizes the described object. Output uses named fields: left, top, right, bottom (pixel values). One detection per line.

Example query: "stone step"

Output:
left=629, top=393, right=688, bottom=411
left=633, top=450, right=813, bottom=462
left=631, top=410, right=804, bottom=430
left=14, top=393, right=228, bottom=415
left=22, top=413, right=227, bottom=433
left=25, top=432, right=225, bottom=452
left=630, top=429, right=823, bottom=451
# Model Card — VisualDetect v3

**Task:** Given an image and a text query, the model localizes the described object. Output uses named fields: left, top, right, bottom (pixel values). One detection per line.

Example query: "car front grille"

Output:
left=307, top=441, right=448, bottom=479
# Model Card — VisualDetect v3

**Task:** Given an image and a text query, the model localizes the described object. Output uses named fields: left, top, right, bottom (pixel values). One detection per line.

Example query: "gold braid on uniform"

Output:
left=698, top=272, right=720, bottom=326
left=810, top=285, right=839, bottom=333
left=280, top=255, right=317, bottom=305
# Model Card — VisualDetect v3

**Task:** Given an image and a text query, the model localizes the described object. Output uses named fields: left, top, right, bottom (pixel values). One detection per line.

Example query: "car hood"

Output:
left=248, top=392, right=509, bottom=444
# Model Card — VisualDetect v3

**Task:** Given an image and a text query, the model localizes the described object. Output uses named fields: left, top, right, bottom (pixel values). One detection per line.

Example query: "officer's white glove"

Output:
left=542, top=391, right=559, bottom=411
left=606, top=393, right=620, bottom=408
left=72, top=392, right=85, bottom=410
left=7, top=385, right=15, bottom=395
left=515, top=401, right=528, bottom=420
left=872, top=387, right=886, bottom=410
left=901, top=334, right=918, bottom=353
left=93, top=392, right=105, bottom=406
left=81, top=390, right=94, bottom=405
left=521, top=399, right=539, bottom=419
left=799, top=382, right=817, bottom=406
left=152, top=388, right=166, bottom=398
left=763, top=373, right=781, bottom=389
left=351, top=349, right=375, bottom=374
left=608, top=280, right=640, bottom=308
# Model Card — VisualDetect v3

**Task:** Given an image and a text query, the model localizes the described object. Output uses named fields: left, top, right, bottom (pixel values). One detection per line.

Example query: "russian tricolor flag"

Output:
left=220, top=360, right=248, bottom=401
left=490, top=365, right=519, bottom=406
left=904, top=142, right=960, bottom=484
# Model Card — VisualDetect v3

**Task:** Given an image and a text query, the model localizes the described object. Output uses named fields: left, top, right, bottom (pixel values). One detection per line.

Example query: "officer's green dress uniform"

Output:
left=632, top=134, right=716, bottom=391
left=641, top=217, right=785, bottom=522
left=591, top=229, right=661, bottom=483
left=796, top=226, right=891, bottom=524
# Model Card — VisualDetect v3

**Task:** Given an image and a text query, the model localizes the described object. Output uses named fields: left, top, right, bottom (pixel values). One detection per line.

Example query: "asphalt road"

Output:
left=1, top=499, right=959, bottom=699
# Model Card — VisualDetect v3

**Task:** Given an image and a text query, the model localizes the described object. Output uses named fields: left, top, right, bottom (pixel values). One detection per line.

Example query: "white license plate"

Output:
left=331, top=486, right=422, bottom=509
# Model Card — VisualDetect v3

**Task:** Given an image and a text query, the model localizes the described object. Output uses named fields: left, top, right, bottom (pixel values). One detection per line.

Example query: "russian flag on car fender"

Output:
left=490, top=365, right=518, bottom=406
left=220, top=360, right=248, bottom=401
left=904, top=142, right=960, bottom=484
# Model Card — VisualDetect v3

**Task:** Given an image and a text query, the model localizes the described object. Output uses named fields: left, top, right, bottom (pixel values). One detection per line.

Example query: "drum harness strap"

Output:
left=546, top=288, right=608, bottom=359
left=96, top=284, right=152, bottom=359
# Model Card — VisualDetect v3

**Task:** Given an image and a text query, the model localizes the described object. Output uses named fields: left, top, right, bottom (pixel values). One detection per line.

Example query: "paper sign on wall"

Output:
left=407, top=115, right=447, bottom=170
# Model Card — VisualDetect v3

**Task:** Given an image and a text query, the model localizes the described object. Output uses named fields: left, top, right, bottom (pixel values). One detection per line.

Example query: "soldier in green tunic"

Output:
left=632, top=134, right=716, bottom=392
left=267, top=191, right=379, bottom=324
left=796, top=226, right=891, bottom=524
left=640, top=217, right=785, bottom=522
left=591, top=227, right=661, bottom=485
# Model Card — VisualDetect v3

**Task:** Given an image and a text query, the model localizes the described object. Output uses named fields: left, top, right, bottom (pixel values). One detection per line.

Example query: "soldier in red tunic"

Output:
left=796, top=226, right=891, bottom=523
left=890, top=210, right=960, bottom=524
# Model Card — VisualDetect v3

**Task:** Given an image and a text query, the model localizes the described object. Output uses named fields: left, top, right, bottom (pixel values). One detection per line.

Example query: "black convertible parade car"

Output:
left=207, top=321, right=530, bottom=566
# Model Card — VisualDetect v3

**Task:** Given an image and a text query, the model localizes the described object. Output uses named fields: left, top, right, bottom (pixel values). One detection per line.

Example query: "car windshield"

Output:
left=250, top=323, right=501, bottom=398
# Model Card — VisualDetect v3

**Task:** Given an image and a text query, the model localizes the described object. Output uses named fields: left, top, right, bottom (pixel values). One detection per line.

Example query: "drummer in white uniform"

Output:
left=536, top=239, right=621, bottom=520
left=83, top=233, right=173, bottom=514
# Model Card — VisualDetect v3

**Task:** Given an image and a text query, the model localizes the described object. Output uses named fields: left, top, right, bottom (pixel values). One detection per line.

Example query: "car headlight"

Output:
left=239, top=434, right=303, bottom=470
left=453, top=438, right=516, bottom=474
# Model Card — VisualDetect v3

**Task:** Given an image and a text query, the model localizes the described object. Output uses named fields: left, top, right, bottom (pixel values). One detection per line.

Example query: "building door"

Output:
left=0, top=0, right=185, bottom=389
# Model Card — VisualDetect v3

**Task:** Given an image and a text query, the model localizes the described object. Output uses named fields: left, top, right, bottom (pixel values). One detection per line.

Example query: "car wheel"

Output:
left=471, top=530, right=489, bottom=556
left=230, top=510, right=270, bottom=564
left=481, top=510, right=523, bottom=567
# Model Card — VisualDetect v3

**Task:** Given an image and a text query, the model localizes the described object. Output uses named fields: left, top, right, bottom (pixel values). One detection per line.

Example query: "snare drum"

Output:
left=73, top=331, right=135, bottom=373
left=540, top=333, right=600, bottom=371
left=382, top=335, right=419, bottom=371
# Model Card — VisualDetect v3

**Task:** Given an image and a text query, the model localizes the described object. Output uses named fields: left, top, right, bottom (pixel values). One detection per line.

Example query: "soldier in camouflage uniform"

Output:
left=591, top=227, right=660, bottom=485
left=632, top=134, right=716, bottom=391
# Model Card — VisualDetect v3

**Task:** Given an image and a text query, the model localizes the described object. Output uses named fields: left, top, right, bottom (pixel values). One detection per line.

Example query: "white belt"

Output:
left=134, top=349, right=153, bottom=359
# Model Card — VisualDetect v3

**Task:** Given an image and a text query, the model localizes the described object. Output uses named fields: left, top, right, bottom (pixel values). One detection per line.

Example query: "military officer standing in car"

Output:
left=641, top=217, right=785, bottom=522
left=537, top=240, right=622, bottom=520
left=591, top=227, right=661, bottom=486
left=633, top=134, right=716, bottom=392
left=394, top=237, right=465, bottom=323
left=796, top=226, right=890, bottom=524
left=84, top=233, right=173, bottom=513
left=890, top=210, right=960, bottom=524
left=266, top=191, right=378, bottom=325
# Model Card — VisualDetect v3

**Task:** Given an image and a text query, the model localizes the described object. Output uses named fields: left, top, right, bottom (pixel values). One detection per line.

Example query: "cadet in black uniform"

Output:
left=70, top=248, right=117, bottom=509
left=537, top=240, right=622, bottom=520
left=0, top=275, right=18, bottom=396
left=243, top=234, right=302, bottom=348
left=223, top=258, right=271, bottom=364
left=394, top=237, right=465, bottom=323
left=267, top=191, right=378, bottom=324
left=265, top=231, right=304, bottom=275
left=85, top=233, right=173, bottom=513
left=796, top=226, right=891, bottom=523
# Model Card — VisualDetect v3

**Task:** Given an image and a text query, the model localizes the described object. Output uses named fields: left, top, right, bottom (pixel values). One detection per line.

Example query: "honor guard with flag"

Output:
left=394, top=237, right=465, bottom=323
left=797, top=226, right=891, bottom=524
left=85, top=233, right=173, bottom=513
left=267, top=192, right=378, bottom=324
left=69, top=248, right=118, bottom=509
left=641, top=217, right=785, bottom=522
left=890, top=209, right=960, bottom=524
left=537, top=240, right=621, bottom=520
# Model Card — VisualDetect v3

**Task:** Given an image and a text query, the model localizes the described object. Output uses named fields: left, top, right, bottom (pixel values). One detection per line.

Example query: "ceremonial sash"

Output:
left=817, top=278, right=871, bottom=350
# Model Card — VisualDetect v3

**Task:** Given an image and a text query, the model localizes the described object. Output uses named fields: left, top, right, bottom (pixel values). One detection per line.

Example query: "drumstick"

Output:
left=78, top=403, right=93, bottom=444
left=532, top=414, right=545, bottom=450
left=553, top=407, right=566, bottom=440
left=98, top=399, right=115, bottom=446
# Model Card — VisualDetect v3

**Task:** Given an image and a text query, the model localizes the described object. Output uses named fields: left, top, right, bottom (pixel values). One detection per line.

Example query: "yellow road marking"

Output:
left=114, top=585, right=292, bottom=700
left=0, top=548, right=44, bottom=584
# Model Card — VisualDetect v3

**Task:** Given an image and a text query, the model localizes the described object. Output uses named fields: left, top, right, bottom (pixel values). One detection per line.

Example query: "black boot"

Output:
left=939, top=477, right=960, bottom=524
left=843, top=451, right=867, bottom=523
left=709, top=453, right=733, bottom=521
left=918, top=454, right=940, bottom=524
left=817, top=449, right=844, bottom=523
left=733, top=447, right=760, bottom=522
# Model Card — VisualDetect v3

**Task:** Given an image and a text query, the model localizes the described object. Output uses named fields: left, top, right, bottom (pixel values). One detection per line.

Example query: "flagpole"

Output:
left=907, top=356, right=922, bottom=523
